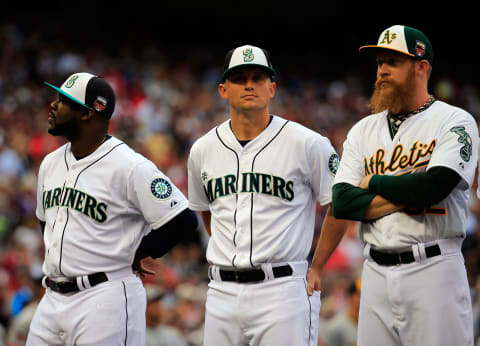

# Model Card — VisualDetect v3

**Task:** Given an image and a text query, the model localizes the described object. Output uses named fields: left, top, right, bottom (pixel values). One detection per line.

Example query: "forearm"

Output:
left=362, top=195, right=404, bottom=220
left=368, top=167, right=461, bottom=208
left=310, top=205, right=351, bottom=272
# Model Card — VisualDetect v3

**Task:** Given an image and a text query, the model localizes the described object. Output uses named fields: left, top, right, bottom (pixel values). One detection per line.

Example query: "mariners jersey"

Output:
left=188, top=115, right=338, bottom=268
left=36, top=136, right=188, bottom=278
left=334, top=100, right=478, bottom=249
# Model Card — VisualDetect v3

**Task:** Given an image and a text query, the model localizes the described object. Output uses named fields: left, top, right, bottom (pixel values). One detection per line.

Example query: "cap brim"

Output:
left=223, top=64, right=276, bottom=80
left=44, top=82, right=90, bottom=109
left=358, top=45, right=415, bottom=57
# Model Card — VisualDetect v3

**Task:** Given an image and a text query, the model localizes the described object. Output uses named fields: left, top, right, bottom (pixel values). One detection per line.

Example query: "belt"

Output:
left=218, top=265, right=293, bottom=283
left=370, top=244, right=441, bottom=266
left=46, top=272, right=108, bottom=294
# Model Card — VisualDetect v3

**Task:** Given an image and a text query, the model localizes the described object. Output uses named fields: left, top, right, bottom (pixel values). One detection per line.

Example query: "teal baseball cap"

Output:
left=44, top=72, right=116, bottom=118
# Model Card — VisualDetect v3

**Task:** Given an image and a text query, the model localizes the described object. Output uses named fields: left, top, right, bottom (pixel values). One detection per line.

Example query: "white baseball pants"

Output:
left=358, top=239, right=474, bottom=346
left=203, top=261, right=321, bottom=346
left=26, top=270, right=146, bottom=346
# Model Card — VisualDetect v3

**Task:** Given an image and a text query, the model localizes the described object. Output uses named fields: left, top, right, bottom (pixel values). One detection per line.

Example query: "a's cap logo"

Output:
left=380, top=30, right=397, bottom=45
left=150, top=178, right=173, bottom=200
left=415, top=41, right=426, bottom=58
left=65, top=75, right=79, bottom=88
left=243, top=47, right=254, bottom=62
left=93, top=96, right=107, bottom=112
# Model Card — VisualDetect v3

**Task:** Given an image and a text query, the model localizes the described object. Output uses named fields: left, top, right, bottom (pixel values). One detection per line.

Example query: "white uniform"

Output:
left=334, top=100, right=477, bottom=346
left=188, top=115, right=339, bottom=346
left=27, top=135, right=188, bottom=346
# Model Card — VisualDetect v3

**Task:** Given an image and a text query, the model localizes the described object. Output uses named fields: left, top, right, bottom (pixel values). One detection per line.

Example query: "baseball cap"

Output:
left=44, top=72, right=116, bottom=118
left=359, top=25, right=433, bottom=65
left=223, top=44, right=276, bottom=82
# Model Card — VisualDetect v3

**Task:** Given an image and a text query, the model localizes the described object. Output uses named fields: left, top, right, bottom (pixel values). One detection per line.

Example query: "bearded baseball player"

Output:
left=26, top=72, right=198, bottom=346
left=317, top=25, right=477, bottom=346
left=187, top=44, right=349, bottom=346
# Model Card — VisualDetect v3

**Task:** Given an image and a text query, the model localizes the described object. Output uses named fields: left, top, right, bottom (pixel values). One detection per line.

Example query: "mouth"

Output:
left=241, top=94, right=257, bottom=99
left=48, top=112, right=55, bottom=124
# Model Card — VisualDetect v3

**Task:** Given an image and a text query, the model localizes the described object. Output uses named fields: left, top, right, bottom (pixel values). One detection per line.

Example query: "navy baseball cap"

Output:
left=44, top=72, right=116, bottom=118
left=223, top=44, right=276, bottom=82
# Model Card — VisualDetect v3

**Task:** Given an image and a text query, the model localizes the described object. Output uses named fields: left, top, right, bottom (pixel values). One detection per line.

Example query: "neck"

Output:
left=408, top=90, right=431, bottom=113
left=70, top=132, right=107, bottom=159
left=230, top=109, right=271, bottom=141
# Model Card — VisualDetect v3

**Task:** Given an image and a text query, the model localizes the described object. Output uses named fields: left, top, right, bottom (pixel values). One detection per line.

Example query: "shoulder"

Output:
left=39, top=142, right=69, bottom=171
left=431, top=100, right=477, bottom=123
left=189, top=121, right=229, bottom=154
left=105, top=137, right=156, bottom=173
left=279, top=117, right=332, bottom=146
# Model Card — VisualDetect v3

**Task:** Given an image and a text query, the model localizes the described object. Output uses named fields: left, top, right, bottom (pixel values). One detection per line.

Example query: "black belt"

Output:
left=370, top=244, right=441, bottom=266
left=218, top=265, right=293, bottom=283
left=46, top=272, right=108, bottom=294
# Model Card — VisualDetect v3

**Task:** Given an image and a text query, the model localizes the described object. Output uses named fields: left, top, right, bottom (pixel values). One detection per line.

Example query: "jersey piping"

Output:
left=58, top=142, right=125, bottom=274
left=215, top=127, right=240, bottom=267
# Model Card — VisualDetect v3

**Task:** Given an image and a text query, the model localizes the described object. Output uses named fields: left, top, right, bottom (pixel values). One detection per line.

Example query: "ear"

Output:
left=218, top=83, right=228, bottom=100
left=417, top=60, right=430, bottom=76
left=80, top=108, right=96, bottom=121
left=269, top=81, right=277, bottom=98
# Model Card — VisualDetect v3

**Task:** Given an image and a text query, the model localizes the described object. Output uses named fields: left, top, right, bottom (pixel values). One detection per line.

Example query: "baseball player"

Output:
left=187, top=44, right=349, bottom=346
left=318, top=25, right=476, bottom=345
left=26, top=72, right=198, bottom=346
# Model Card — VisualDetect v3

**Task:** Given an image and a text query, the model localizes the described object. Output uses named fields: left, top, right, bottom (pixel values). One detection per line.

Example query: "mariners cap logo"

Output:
left=150, top=177, right=173, bottom=200
left=243, top=47, right=254, bottom=62
left=93, top=96, right=108, bottom=112
left=65, top=75, right=79, bottom=88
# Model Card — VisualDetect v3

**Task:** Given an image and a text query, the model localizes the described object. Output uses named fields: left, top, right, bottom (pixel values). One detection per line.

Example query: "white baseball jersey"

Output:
left=334, top=100, right=478, bottom=250
left=36, top=135, right=189, bottom=278
left=188, top=115, right=338, bottom=268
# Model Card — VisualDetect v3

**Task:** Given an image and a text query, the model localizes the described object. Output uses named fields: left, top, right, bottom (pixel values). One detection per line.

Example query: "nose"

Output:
left=377, top=63, right=390, bottom=77
left=244, top=78, right=255, bottom=90
left=50, top=99, right=58, bottom=109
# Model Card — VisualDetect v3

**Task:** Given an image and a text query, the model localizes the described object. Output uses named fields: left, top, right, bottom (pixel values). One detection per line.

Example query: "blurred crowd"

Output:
left=0, top=22, right=479, bottom=346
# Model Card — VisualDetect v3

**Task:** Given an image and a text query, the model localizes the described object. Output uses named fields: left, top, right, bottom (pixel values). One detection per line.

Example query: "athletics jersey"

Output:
left=36, top=136, right=188, bottom=278
left=188, top=115, right=338, bottom=268
left=334, top=100, right=478, bottom=250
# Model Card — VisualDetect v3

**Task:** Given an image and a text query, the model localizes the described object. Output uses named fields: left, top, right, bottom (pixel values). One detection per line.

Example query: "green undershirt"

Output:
left=332, top=167, right=461, bottom=221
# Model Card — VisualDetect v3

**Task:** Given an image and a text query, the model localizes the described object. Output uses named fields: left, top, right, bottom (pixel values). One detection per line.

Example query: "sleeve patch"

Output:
left=328, top=153, right=340, bottom=175
left=150, top=178, right=173, bottom=200
left=450, top=126, right=472, bottom=162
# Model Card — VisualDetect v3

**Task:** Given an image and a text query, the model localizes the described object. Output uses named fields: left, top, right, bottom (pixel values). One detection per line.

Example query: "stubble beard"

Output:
left=368, top=68, right=417, bottom=115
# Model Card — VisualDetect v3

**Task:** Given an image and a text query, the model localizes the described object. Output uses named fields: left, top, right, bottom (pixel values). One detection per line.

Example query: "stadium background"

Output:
left=0, top=4, right=479, bottom=345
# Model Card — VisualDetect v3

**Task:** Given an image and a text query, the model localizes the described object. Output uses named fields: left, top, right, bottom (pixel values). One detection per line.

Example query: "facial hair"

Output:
left=48, top=115, right=76, bottom=138
left=368, top=65, right=417, bottom=114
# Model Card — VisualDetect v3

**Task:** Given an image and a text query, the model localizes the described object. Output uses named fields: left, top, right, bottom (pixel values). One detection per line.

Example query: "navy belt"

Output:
left=46, top=272, right=108, bottom=294
left=218, top=265, right=293, bottom=283
left=370, top=244, right=441, bottom=266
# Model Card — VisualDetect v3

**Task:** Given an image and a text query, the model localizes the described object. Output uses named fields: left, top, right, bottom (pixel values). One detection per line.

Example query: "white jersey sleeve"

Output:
left=127, top=160, right=189, bottom=230
left=309, top=135, right=339, bottom=205
left=333, top=120, right=367, bottom=186
left=428, top=110, right=478, bottom=187
left=35, top=156, right=48, bottom=222
left=187, top=137, right=211, bottom=211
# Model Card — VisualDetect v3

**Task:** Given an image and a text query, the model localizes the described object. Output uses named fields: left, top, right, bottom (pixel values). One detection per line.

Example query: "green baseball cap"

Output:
left=359, top=25, right=433, bottom=65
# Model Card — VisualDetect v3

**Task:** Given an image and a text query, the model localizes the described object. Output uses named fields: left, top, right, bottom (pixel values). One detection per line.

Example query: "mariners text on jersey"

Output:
left=43, top=187, right=108, bottom=223
left=203, top=172, right=294, bottom=203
